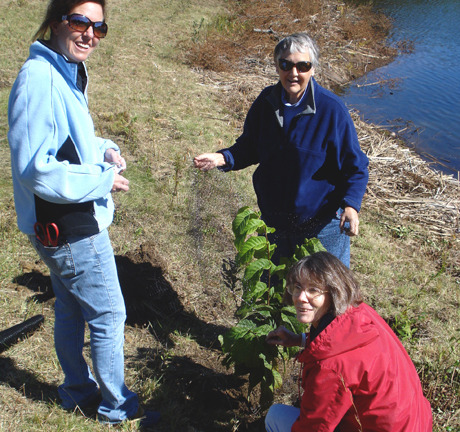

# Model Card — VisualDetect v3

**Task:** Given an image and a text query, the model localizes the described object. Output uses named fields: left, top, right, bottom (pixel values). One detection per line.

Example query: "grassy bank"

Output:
left=0, top=0, right=458, bottom=431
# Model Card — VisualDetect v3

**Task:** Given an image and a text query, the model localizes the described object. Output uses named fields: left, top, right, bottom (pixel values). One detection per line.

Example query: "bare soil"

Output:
left=4, top=1, right=457, bottom=431
left=112, top=3, right=405, bottom=430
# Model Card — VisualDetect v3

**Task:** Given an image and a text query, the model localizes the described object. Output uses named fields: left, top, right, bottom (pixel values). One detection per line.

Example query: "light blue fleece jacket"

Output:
left=8, top=40, right=118, bottom=235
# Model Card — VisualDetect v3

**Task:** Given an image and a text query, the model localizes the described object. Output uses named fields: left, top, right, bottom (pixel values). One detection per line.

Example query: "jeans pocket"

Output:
left=29, top=235, right=76, bottom=278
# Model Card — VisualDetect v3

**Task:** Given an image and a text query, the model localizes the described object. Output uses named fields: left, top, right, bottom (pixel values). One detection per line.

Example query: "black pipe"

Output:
left=0, top=315, right=45, bottom=353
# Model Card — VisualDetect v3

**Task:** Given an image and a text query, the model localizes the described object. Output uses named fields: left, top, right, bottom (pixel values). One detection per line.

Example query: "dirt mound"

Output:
left=115, top=241, right=184, bottom=326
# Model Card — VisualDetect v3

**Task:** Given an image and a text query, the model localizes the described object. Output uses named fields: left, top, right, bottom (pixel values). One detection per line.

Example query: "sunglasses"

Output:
left=62, top=14, right=108, bottom=38
left=278, top=59, right=313, bottom=73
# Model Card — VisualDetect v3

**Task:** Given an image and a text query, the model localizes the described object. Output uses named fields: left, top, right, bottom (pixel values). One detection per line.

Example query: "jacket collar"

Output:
left=266, top=78, right=317, bottom=128
left=298, top=303, right=380, bottom=365
left=30, top=40, right=87, bottom=95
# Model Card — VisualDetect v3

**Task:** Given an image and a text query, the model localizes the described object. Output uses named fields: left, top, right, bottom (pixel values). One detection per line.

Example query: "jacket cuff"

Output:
left=342, top=199, right=361, bottom=213
left=217, top=149, right=234, bottom=172
left=300, top=332, right=306, bottom=348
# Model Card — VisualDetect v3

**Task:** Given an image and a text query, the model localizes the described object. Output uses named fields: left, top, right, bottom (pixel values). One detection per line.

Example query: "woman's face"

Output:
left=292, top=281, right=332, bottom=328
left=276, top=49, right=315, bottom=104
left=50, top=2, right=104, bottom=63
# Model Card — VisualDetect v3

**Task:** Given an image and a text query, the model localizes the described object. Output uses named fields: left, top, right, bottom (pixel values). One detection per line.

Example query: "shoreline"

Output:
left=1, top=0, right=458, bottom=430
left=186, top=0, right=459, bottom=252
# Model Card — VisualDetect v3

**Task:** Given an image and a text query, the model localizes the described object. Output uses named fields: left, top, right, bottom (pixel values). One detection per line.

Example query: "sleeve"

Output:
left=97, top=136, right=120, bottom=155
left=292, top=366, right=353, bottom=432
left=8, top=62, right=114, bottom=204
left=331, top=106, right=369, bottom=213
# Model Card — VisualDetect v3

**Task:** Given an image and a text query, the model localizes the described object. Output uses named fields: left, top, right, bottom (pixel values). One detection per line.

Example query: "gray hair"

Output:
left=274, top=33, right=320, bottom=69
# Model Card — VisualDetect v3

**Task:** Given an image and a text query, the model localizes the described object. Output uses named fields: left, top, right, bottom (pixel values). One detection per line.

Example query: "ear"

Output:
left=50, top=20, right=60, bottom=37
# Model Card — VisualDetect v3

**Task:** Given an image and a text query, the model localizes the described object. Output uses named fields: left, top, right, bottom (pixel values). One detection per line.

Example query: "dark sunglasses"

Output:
left=62, top=14, right=108, bottom=38
left=278, top=59, right=313, bottom=73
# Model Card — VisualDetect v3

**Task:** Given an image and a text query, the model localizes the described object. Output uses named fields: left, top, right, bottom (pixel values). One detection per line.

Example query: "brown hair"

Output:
left=285, top=252, right=363, bottom=316
left=33, top=0, right=106, bottom=41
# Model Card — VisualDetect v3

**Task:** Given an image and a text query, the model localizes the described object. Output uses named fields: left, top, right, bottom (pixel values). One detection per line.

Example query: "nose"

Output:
left=82, top=25, right=95, bottom=38
left=290, top=66, right=299, bottom=76
left=296, top=290, right=311, bottom=303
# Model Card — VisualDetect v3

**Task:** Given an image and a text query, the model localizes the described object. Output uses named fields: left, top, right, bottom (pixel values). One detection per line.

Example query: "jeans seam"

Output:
left=89, top=233, right=118, bottom=401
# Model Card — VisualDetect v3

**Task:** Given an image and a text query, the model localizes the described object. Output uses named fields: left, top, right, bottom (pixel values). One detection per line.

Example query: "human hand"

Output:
left=193, top=153, right=225, bottom=172
left=340, top=206, right=359, bottom=236
left=111, top=173, right=129, bottom=192
left=104, top=148, right=127, bottom=173
left=266, top=326, right=302, bottom=347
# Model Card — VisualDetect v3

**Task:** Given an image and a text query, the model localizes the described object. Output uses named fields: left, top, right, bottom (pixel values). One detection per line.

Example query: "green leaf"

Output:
left=259, top=352, right=271, bottom=369
left=244, top=218, right=266, bottom=236
left=244, top=258, right=272, bottom=281
left=235, top=303, right=254, bottom=320
left=227, top=207, right=327, bottom=406
left=221, top=320, right=277, bottom=370
left=234, top=233, right=247, bottom=250
left=253, top=242, right=276, bottom=259
left=237, top=236, right=268, bottom=265
left=252, top=323, right=275, bottom=337
left=272, top=368, right=283, bottom=390
left=237, top=248, right=255, bottom=265
left=252, top=303, right=276, bottom=313
left=243, top=280, right=268, bottom=301
left=232, top=207, right=261, bottom=238
left=232, top=206, right=252, bottom=233
left=272, top=263, right=286, bottom=273
left=241, top=236, right=268, bottom=253
left=281, top=307, right=306, bottom=333
left=294, top=237, right=326, bottom=259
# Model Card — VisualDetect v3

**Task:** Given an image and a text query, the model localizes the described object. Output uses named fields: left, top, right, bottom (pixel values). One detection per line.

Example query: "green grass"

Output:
left=0, top=0, right=458, bottom=430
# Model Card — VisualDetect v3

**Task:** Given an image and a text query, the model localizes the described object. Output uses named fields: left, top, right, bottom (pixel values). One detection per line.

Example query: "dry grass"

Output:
left=0, top=0, right=458, bottom=431
left=185, top=0, right=395, bottom=88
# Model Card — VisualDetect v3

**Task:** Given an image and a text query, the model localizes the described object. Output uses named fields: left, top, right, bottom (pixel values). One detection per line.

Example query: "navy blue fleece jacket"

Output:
left=219, top=79, right=369, bottom=230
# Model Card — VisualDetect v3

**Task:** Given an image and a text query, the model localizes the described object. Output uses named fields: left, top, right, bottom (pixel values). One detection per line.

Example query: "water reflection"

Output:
left=342, top=0, right=460, bottom=177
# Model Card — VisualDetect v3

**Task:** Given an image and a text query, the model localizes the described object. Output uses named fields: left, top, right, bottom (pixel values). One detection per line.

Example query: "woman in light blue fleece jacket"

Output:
left=7, top=0, right=159, bottom=427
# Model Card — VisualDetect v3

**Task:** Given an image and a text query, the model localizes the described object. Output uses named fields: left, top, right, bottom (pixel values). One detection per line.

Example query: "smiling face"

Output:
left=292, top=281, right=332, bottom=328
left=276, top=49, right=315, bottom=104
left=49, top=2, right=104, bottom=63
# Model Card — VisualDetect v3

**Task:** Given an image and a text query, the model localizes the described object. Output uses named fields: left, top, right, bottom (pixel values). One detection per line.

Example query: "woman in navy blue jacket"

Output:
left=194, top=33, right=369, bottom=266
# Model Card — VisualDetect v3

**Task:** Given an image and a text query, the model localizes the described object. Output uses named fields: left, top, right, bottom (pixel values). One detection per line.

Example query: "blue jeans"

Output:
left=269, top=211, right=351, bottom=267
left=265, top=404, right=300, bottom=432
left=265, top=404, right=341, bottom=432
left=29, top=229, right=138, bottom=423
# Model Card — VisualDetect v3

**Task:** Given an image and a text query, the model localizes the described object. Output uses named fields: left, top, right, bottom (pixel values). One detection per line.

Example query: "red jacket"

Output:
left=293, top=303, right=432, bottom=432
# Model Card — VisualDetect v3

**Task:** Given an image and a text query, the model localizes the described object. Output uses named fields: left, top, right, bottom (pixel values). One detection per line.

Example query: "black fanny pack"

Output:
left=34, top=135, right=101, bottom=240
left=34, top=195, right=99, bottom=240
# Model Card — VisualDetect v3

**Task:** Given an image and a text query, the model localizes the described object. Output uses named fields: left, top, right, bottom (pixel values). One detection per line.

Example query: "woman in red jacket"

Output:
left=265, top=252, right=432, bottom=432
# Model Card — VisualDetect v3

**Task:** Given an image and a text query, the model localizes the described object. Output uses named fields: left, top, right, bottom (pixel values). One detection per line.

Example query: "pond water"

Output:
left=341, top=0, right=460, bottom=178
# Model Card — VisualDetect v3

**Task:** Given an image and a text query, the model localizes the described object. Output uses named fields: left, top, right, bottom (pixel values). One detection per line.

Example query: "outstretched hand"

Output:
left=193, top=153, right=225, bottom=171
left=266, top=326, right=302, bottom=347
